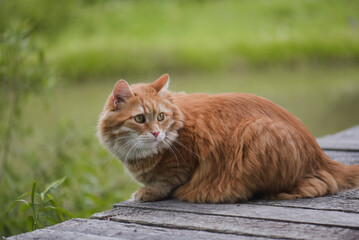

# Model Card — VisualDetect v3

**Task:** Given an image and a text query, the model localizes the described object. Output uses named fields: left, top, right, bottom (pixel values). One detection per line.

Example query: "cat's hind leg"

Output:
left=175, top=118, right=336, bottom=203
left=268, top=170, right=339, bottom=200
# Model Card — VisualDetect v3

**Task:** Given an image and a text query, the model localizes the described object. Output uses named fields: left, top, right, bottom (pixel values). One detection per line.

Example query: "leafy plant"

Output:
left=3, top=177, right=73, bottom=232
left=0, top=21, right=55, bottom=236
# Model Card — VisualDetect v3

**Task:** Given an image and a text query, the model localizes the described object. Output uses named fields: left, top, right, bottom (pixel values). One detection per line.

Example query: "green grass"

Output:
left=2, top=0, right=359, bottom=81
left=46, top=0, right=359, bottom=80
left=50, top=0, right=359, bottom=80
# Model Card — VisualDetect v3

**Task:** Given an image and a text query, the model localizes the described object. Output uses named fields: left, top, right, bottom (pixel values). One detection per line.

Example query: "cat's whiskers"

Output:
left=133, top=141, right=143, bottom=170
left=115, top=136, right=135, bottom=151
left=166, top=135, right=203, bottom=160
left=170, top=142, right=186, bottom=163
left=164, top=139, right=181, bottom=169
left=117, top=142, right=133, bottom=156
left=117, top=135, right=134, bottom=140
left=124, top=141, right=142, bottom=165
left=113, top=137, right=138, bottom=162
left=110, top=126, right=182, bottom=162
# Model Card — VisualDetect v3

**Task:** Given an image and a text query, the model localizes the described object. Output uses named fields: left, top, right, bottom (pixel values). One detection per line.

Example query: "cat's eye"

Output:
left=157, top=113, right=165, bottom=121
left=134, top=114, right=146, bottom=123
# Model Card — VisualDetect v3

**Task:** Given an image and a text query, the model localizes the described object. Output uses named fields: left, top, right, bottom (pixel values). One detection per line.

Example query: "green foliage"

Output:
left=0, top=21, right=53, bottom=184
left=0, top=22, right=54, bottom=178
left=0, top=116, right=138, bottom=237
left=0, top=0, right=81, bottom=36
left=3, top=177, right=72, bottom=232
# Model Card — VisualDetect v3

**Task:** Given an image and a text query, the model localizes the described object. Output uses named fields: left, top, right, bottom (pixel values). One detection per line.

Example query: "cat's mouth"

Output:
left=141, top=138, right=167, bottom=151
left=149, top=139, right=163, bottom=146
left=140, top=139, right=161, bottom=147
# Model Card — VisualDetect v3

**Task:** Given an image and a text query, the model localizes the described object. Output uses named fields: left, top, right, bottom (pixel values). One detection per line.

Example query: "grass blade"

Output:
left=3, top=199, right=30, bottom=216
left=30, top=182, right=39, bottom=230
left=42, top=176, right=67, bottom=196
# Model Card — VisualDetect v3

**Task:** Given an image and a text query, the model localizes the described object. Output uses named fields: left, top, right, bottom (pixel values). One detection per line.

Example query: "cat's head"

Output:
left=97, top=74, right=184, bottom=163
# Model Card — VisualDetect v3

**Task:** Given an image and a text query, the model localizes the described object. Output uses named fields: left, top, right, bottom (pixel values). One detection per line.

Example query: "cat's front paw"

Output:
left=131, top=186, right=168, bottom=202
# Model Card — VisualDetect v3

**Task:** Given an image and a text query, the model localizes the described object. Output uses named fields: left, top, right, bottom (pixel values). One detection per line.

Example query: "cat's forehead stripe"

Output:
left=144, top=103, right=151, bottom=113
left=132, top=100, right=170, bottom=116
left=132, top=105, right=145, bottom=115
left=145, top=100, right=156, bottom=113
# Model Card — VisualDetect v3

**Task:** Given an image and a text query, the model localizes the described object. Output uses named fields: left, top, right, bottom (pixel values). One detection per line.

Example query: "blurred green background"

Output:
left=1, top=0, right=359, bottom=237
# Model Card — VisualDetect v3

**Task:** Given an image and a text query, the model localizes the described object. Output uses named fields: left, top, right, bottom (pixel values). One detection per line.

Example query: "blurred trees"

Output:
left=0, top=22, right=54, bottom=183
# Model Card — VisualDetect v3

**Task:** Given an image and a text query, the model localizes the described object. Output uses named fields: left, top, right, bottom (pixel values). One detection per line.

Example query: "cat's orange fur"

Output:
left=97, top=74, right=359, bottom=203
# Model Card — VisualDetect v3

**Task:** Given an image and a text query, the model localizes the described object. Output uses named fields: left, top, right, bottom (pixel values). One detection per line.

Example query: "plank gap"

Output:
left=109, top=205, right=359, bottom=230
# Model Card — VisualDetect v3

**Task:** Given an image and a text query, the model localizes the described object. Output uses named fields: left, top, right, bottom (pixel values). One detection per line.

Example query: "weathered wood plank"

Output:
left=334, top=188, right=359, bottom=200
left=48, top=218, right=270, bottom=240
left=112, top=199, right=359, bottom=228
left=317, top=125, right=359, bottom=151
left=7, top=228, right=117, bottom=240
left=8, top=218, right=270, bottom=240
left=92, top=206, right=359, bottom=240
left=323, top=150, right=359, bottom=165
left=251, top=189, right=359, bottom=213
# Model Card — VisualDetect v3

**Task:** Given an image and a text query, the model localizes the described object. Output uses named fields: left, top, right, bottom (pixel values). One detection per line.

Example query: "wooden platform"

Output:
left=8, top=126, right=359, bottom=240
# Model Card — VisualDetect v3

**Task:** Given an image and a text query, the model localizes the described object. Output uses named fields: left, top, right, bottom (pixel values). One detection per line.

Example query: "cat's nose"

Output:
left=151, top=132, right=160, bottom=138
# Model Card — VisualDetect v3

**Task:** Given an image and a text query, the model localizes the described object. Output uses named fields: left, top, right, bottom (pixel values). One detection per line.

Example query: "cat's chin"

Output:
left=116, top=141, right=168, bottom=163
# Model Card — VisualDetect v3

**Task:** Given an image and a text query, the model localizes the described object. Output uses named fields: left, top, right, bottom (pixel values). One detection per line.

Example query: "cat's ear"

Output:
left=152, top=74, right=170, bottom=96
left=112, top=80, right=134, bottom=106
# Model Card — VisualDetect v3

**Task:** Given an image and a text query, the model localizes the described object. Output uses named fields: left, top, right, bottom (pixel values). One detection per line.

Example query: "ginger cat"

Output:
left=97, top=74, right=359, bottom=203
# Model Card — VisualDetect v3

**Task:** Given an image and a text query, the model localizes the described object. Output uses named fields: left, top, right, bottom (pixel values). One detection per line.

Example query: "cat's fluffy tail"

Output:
left=330, top=159, right=359, bottom=191
left=338, top=164, right=359, bottom=190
